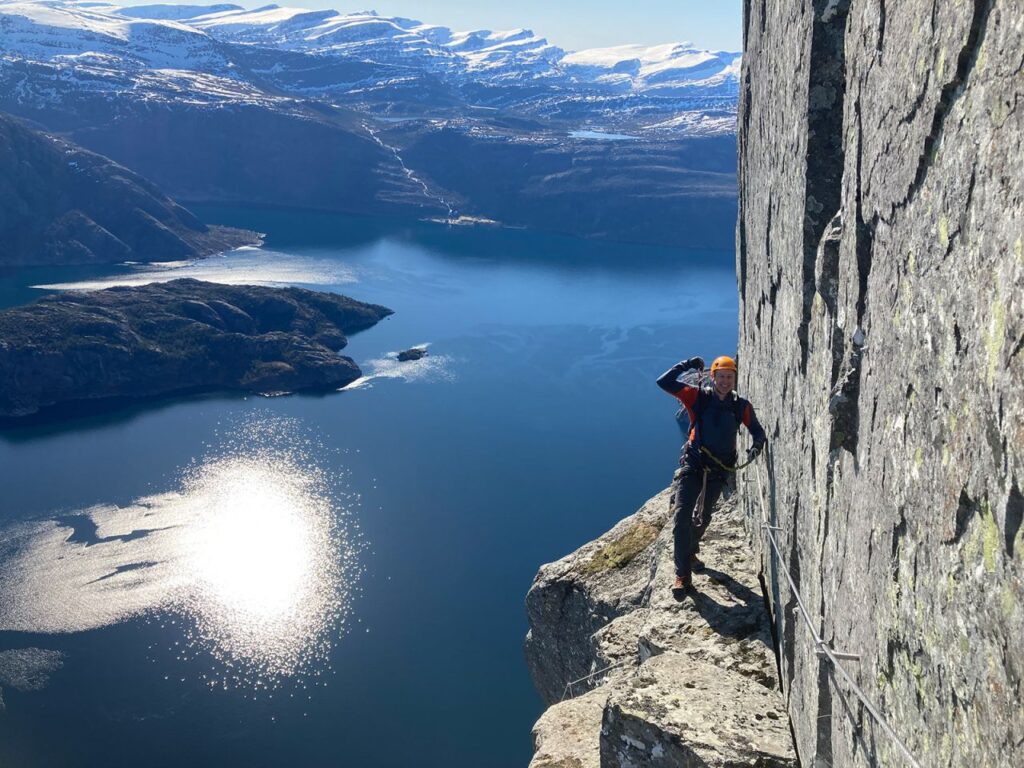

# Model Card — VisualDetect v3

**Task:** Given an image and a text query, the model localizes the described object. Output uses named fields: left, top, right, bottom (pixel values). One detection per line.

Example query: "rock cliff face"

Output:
left=0, top=278, right=391, bottom=419
left=525, top=487, right=796, bottom=767
left=737, top=1, right=1023, bottom=766
left=0, top=112, right=258, bottom=265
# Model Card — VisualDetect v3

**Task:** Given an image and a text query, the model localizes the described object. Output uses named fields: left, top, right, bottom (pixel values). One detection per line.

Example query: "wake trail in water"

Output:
left=343, top=346, right=455, bottom=390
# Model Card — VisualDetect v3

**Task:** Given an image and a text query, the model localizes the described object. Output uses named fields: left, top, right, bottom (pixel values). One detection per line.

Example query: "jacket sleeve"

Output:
left=741, top=402, right=768, bottom=450
left=656, top=363, right=699, bottom=408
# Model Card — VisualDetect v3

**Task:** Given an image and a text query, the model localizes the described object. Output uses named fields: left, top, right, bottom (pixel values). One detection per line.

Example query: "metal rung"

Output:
left=753, top=462, right=922, bottom=768
left=817, top=646, right=861, bottom=662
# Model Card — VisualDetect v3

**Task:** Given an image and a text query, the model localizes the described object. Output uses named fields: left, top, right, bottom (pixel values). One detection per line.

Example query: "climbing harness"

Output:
left=691, top=447, right=758, bottom=527
left=700, top=445, right=758, bottom=473
left=673, top=366, right=761, bottom=526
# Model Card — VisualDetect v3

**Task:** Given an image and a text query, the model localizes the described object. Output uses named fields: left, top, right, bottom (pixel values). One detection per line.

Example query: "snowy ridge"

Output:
left=0, top=0, right=230, bottom=70
left=562, top=43, right=741, bottom=93
left=118, top=3, right=241, bottom=20
left=186, top=5, right=564, bottom=76
left=0, top=0, right=740, bottom=134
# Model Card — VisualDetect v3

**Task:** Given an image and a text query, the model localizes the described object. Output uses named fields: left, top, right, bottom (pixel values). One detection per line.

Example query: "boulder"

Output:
left=601, top=654, right=795, bottom=768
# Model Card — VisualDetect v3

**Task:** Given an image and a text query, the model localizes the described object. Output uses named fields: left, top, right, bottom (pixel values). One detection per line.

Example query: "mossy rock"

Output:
left=582, top=521, right=661, bottom=574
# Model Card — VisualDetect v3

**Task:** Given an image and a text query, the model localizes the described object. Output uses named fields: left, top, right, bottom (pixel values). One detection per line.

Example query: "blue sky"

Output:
left=365, top=1, right=743, bottom=50
left=171, top=1, right=744, bottom=51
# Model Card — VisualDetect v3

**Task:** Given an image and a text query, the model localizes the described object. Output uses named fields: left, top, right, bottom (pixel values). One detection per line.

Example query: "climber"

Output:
left=656, top=355, right=767, bottom=594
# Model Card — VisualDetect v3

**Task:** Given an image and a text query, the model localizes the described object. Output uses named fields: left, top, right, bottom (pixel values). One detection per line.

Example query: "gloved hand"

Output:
left=747, top=445, right=763, bottom=462
left=680, top=356, right=705, bottom=372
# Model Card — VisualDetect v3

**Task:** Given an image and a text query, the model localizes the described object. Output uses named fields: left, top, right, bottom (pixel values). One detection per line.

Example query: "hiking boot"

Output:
left=672, top=574, right=692, bottom=592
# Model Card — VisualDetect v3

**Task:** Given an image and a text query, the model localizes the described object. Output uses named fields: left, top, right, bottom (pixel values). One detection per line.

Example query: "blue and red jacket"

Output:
left=657, top=361, right=767, bottom=471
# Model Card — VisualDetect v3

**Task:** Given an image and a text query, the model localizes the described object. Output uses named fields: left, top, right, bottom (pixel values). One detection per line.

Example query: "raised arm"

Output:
left=656, top=357, right=704, bottom=404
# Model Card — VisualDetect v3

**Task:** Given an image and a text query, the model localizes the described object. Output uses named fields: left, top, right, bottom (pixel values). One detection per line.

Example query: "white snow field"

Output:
left=0, top=0, right=739, bottom=133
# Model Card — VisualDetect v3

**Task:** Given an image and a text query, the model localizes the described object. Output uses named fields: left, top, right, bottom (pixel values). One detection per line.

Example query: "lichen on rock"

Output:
left=737, top=1, right=1023, bottom=766
left=581, top=521, right=661, bottom=574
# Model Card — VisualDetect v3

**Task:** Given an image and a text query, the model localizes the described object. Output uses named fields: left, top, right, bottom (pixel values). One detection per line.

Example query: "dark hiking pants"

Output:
left=672, top=468, right=727, bottom=578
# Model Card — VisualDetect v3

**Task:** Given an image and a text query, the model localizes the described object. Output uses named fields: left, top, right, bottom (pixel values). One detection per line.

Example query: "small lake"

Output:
left=0, top=207, right=737, bottom=767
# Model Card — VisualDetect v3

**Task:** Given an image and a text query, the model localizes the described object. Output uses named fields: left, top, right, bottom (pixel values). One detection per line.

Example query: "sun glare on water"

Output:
left=0, top=419, right=362, bottom=698
left=193, top=478, right=312, bottom=620
left=166, top=431, right=360, bottom=689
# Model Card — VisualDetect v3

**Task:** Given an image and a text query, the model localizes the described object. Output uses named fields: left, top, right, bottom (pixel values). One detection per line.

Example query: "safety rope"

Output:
left=561, top=660, right=629, bottom=701
left=751, top=454, right=923, bottom=768
left=692, top=470, right=709, bottom=527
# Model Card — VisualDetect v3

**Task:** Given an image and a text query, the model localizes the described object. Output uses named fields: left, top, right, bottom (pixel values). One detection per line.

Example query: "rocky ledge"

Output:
left=0, top=278, right=392, bottom=419
left=524, top=484, right=796, bottom=767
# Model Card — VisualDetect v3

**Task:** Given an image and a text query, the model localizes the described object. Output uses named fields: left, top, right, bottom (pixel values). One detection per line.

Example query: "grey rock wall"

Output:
left=737, top=1, right=1023, bottom=766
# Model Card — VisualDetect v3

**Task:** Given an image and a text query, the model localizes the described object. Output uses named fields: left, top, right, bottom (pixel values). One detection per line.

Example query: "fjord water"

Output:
left=0, top=208, right=737, bottom=768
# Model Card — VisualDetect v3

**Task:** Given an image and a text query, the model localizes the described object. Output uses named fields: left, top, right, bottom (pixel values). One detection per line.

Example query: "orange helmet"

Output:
left=710, top=355, right=737, bottom=374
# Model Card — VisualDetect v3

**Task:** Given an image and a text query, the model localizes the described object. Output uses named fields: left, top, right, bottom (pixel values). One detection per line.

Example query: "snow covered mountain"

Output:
left=0, top=0, right=739, bottom=132
left=0, top=0, right=740, bottom=248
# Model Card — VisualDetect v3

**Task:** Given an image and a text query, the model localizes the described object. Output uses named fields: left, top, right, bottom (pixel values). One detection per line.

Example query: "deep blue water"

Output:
left=0, top=208, right=737, bottom=767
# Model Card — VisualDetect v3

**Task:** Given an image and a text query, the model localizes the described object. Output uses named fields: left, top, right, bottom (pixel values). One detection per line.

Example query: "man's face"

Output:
left=713, top=369, right=736, bottom=395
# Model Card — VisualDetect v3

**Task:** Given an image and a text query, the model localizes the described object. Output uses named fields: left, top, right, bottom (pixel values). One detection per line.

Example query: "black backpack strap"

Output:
left=692, top=387, right=709, bottom=432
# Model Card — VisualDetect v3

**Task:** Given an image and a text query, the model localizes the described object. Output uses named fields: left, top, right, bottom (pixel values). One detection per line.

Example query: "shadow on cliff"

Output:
left=688, top=565, right=773, bottom=648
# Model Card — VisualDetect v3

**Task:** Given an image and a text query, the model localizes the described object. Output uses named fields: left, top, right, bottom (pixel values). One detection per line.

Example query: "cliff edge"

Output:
left=525, top=487, right=796, bottom=767
left=737, top=1, right=1022, bottom=766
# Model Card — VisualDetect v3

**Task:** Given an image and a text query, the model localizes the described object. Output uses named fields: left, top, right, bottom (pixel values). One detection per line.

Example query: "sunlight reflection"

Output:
left=32, top=248, right=360, bottom=291
left=0, top=416, right=363, bottom=692
left=191, top=466, right=315, bottom=619
left=171, top=425, right=359, bottom=687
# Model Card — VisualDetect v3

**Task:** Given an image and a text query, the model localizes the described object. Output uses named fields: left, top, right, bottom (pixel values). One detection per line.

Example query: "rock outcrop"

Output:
left=737, top=2, right=1023, bottom=767
left=0, top=112, right=258, bottom=265
left=397, top=347, right=428, bottom=362
left=0, top=278, right=391, bottom=419
left=525, top=486, right=796, bottom=767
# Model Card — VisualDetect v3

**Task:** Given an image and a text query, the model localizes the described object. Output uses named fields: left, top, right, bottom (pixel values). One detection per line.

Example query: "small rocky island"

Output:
left=0, top=278, right=392, bottom=419
left=397, top=346, right=428, bottom=362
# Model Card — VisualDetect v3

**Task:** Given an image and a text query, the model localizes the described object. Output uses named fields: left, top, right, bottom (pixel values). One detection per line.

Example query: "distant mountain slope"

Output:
left=0, top=0, right=741, bottom=247
left=391, top=124, right=737, bottom=247
left=0, top=112, right=257, bottom=265
left=1, top=0, right=739, bottom=132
